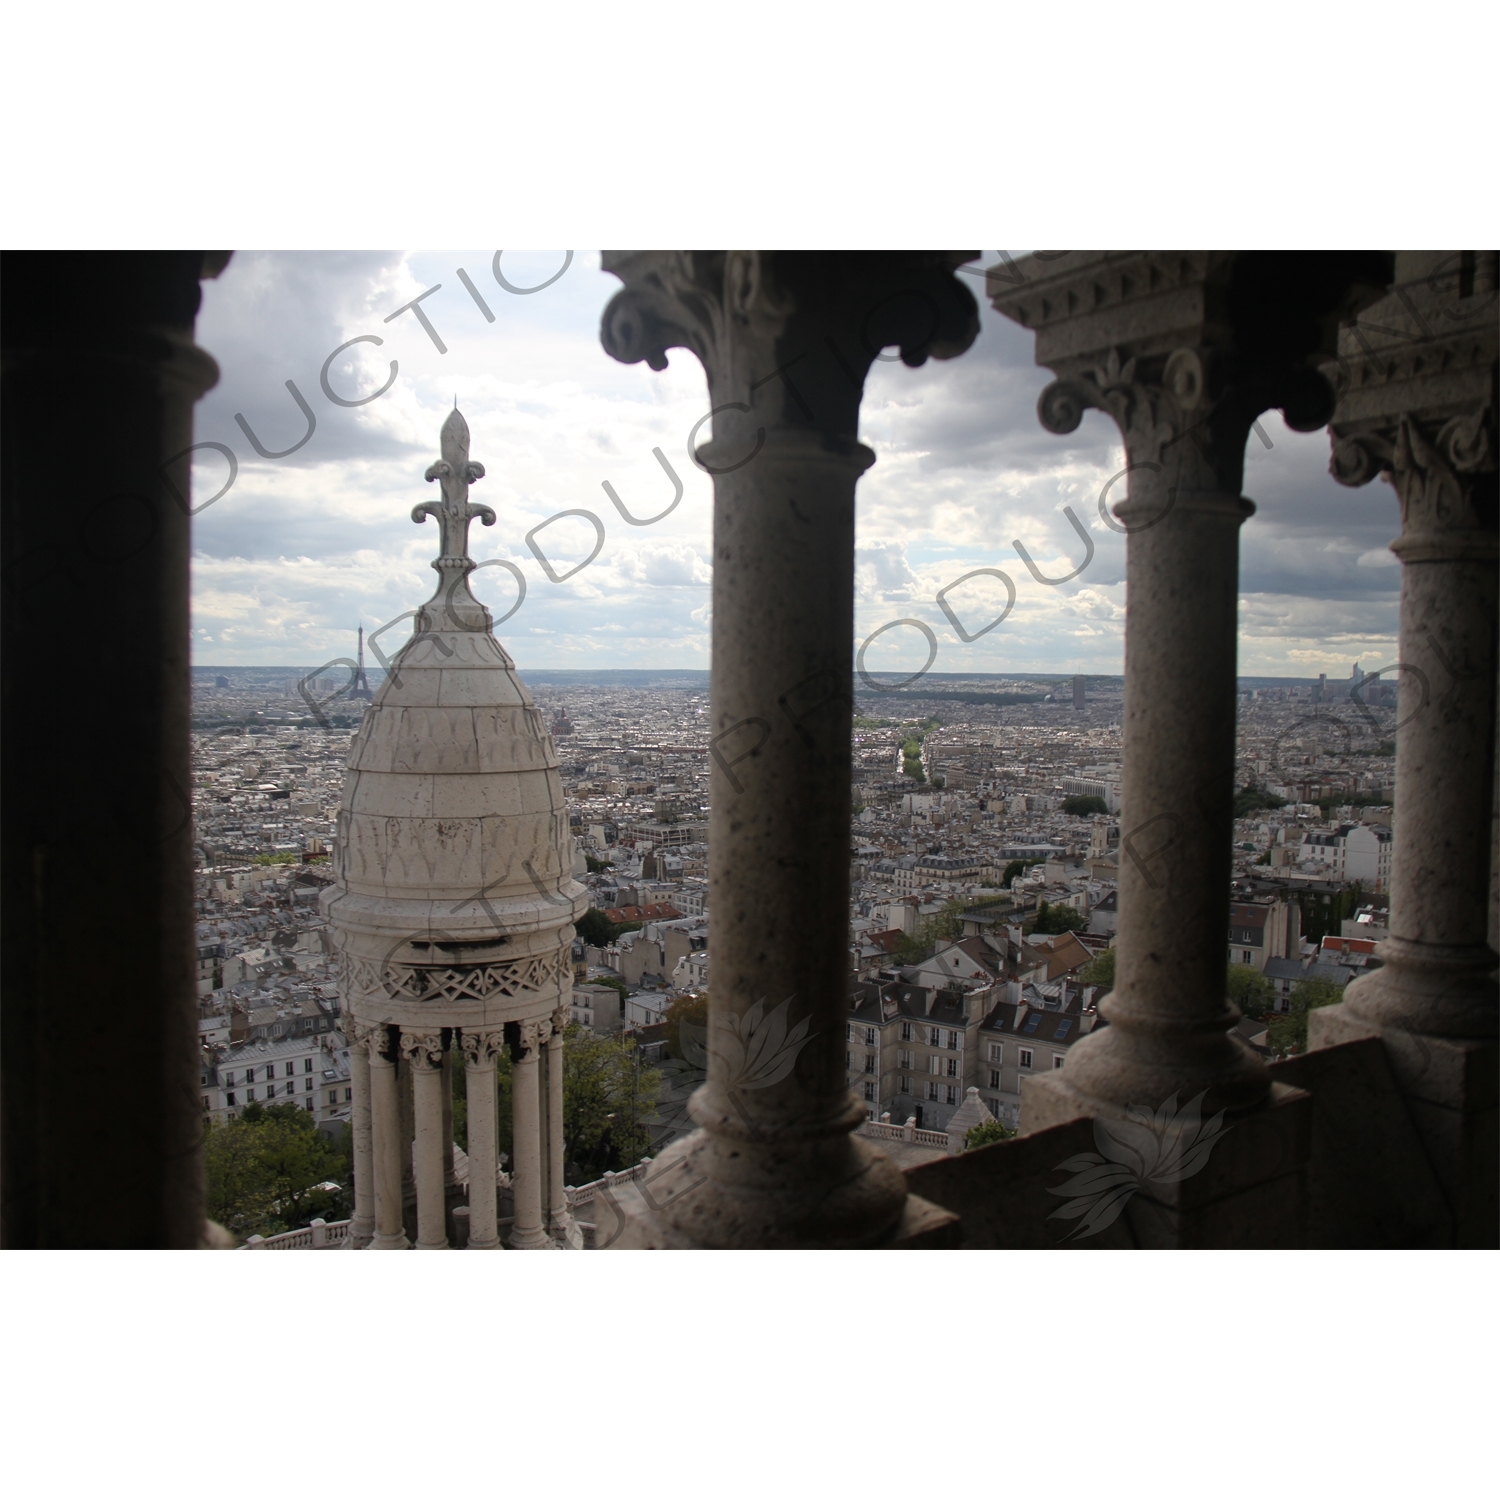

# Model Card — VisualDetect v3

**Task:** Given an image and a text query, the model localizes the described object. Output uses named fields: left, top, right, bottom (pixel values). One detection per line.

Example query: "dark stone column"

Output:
left=1311, top=251, right=1499, bottom=1247
left=597, top=252, right=977, bottom=1247
left=2, top=251, right=226, bottom=1246
left=990, top=252, right=1390, bottom=1246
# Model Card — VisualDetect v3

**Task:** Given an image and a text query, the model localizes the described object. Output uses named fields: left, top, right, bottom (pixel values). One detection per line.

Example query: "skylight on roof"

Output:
left=1023, top=1013, right=1042, bottom=1033
left=1054, top=1019, right=1072, bottom=1039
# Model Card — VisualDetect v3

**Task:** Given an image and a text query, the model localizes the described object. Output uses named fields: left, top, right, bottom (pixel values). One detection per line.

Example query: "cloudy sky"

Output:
left=188, top=251, right=1404, bottom=678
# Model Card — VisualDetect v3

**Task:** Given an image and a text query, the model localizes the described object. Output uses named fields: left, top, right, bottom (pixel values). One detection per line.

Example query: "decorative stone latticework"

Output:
left=321, top=409, right=588, bottom=1249
left=1308, top=251, right=1498, bottom=1245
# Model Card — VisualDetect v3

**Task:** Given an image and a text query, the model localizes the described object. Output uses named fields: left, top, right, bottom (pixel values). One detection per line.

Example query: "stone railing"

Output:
left=858, top=1117, right=951, bottom=1149
left=565, top=1158, right=654, bottom=1208
left=241, top=1217, right=349, bottom=1249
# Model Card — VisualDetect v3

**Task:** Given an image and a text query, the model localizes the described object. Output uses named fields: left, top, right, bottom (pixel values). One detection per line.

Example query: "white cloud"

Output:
left=185, top=253, right=1402, bottom=673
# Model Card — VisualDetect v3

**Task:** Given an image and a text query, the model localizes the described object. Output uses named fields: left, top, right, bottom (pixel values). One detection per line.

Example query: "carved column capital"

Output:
left=459, top=1028, right=507, bottom=1066
left=994, top=251, right=1392, bottom=499
left=1037, top=342, right=1335, bottom=498
left=1324, top=250, right=1498, bottom=555
left=550, top=1003, right=571, bottom=1038
left=353, top=1020, right=392, bottom=1061
left=516, top=1018, right=544, bottom=1053
left=399, top=1029, right=445, bottom=1069
left=601, top=251, right=980, bottom=460
left=1331, top=402, right=1497, bottom=559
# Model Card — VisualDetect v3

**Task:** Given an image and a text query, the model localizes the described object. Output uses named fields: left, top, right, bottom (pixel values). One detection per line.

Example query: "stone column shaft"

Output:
left=508, top=1026, right=550, bottom=1249
left=1064, top=474, right=1269, bottom=1111
left=441, top=1047, right=457, bottom=1190
left=349, top=1036, right=375, bottom=1248
left=1311, top=257, right=1499, bottom=1244
left=368, top=1033, right=409, bottom=1250
left=398, top=1048, right=415, bottom=1241
left=408, top=1035, right=448, bottom=1249
left=463, top=1033, right=502, bottom=1250
left=545, top=1022, right=568, bottom=1234
left=1340, top=475, right=1498, bottom=1032
left=680, top=434, right=906, bottom=1245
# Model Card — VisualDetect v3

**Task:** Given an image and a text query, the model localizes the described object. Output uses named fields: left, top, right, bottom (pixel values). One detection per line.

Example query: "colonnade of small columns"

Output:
left=346, top=1005, right=571, bottom=1249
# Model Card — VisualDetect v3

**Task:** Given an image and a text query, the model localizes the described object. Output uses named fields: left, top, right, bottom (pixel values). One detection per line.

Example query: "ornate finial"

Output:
left=411, top=408, right=498, bottom=631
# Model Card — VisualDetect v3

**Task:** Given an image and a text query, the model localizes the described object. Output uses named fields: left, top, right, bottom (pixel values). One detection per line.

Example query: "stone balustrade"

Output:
left=242, top=1218, right=346, bottom=1250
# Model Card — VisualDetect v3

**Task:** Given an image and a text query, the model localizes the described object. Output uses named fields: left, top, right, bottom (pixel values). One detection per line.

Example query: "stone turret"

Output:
left=322, top=408, right=587, bottom=1250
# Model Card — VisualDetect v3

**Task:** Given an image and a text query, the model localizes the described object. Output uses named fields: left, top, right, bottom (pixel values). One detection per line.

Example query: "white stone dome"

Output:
left=321, top=410, right=586, bottom=1033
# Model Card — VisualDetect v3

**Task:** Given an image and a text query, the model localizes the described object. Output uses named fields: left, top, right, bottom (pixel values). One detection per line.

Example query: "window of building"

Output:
left=223, top=1071, right=235, bottom=1086
left=304, top=1077, right=312, bottom=1091
left=305, top=1100, right=314, bottom=1111
left=863, top=1081, right=876, bottom=1101
left=989, top=1069, right=1001, bottom=1089
left=202, top=1096, right=210, bottom=1111
left=863, top=1055, right=875, bottom=1074
left=846, top=1023, right=852, bottom=1040
left=898, top=1077, right=910, bottom=1094
left=927, top=1055, right=941, bottom=1075
left=303, top=1057, right=313, bottom=1072
left=947, top=1030, right=959, bottom=1050
left=1019, top=1049, right=1033, bottom=1070
left=864, top=1027, right=876, bottom=1046
left=226, top=1091, right=236, bottom=1106
left=329, top=1090, right=338, bottom=1105
left=345, top=1088, right=352, bottom=1102
left=845, top=1051, right=852, bottom=1069
left=946, top=1057, right=959, bottom=1078
left=900, top=1022, right=913, bottom=1042
left=1242, top=950, right=1253, bottom=964
left=988, top=1043, right=1002, bottom=1063
left=926, top=1081, right=940, bottom=1101
left=247, top=1087, right=256, bottom=1100
left=946, top=1085, right=958, bottom=1105
left=928, top=1026, right=941, bottom=1046
left=1053, top=1054, right=1066, bottom=1070
left=285, top=1062, right=295, bottom=1077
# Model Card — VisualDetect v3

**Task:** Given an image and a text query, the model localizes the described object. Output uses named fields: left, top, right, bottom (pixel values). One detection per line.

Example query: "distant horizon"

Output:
left=189, top=665, right=1360, bottom=688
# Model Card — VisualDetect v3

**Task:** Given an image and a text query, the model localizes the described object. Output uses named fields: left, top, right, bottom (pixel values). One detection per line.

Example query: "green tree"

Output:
left=1226, top=962, right=1274, bottom=1019
left=1078, top=946, right=1116, bottom=989
left=1002, top=857, right=1046, bottom=888
left=892, top=901, right=965, bottom=965
left=204, top=1102, right=350, bottom=1241
left=1032, top=900, right=1086, bottom=934
left=1233, top=785, right=1288, bottom=818
left=1267, top=977, right=1345, bottom=1055
left=584, top=853, right=611, bottom=874
left=1060, top=794, right=1109, bottom=817
left=561, top=1024, right=661, bottom=1183
left=663, top=991, right=709, bottom=1061
left=575, top=907, right=615, bottom=947
left=965, top=1119, right=1017, bottom=1149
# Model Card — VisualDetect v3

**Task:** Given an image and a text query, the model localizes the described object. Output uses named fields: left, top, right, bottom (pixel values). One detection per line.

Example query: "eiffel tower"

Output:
left=349, top=624, right=374, bottom=700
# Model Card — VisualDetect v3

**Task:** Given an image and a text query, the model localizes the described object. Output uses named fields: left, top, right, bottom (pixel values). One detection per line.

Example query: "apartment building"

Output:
left=977, top=986, right=1101, bottom=1127
left=1227, top=898, right=1302, bottom=971
left=201, top=1030, right=350, bottom=1129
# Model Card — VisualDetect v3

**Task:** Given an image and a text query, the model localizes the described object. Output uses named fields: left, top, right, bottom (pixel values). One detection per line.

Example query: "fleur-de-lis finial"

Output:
left=411, top=408, right=498, bottom=631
